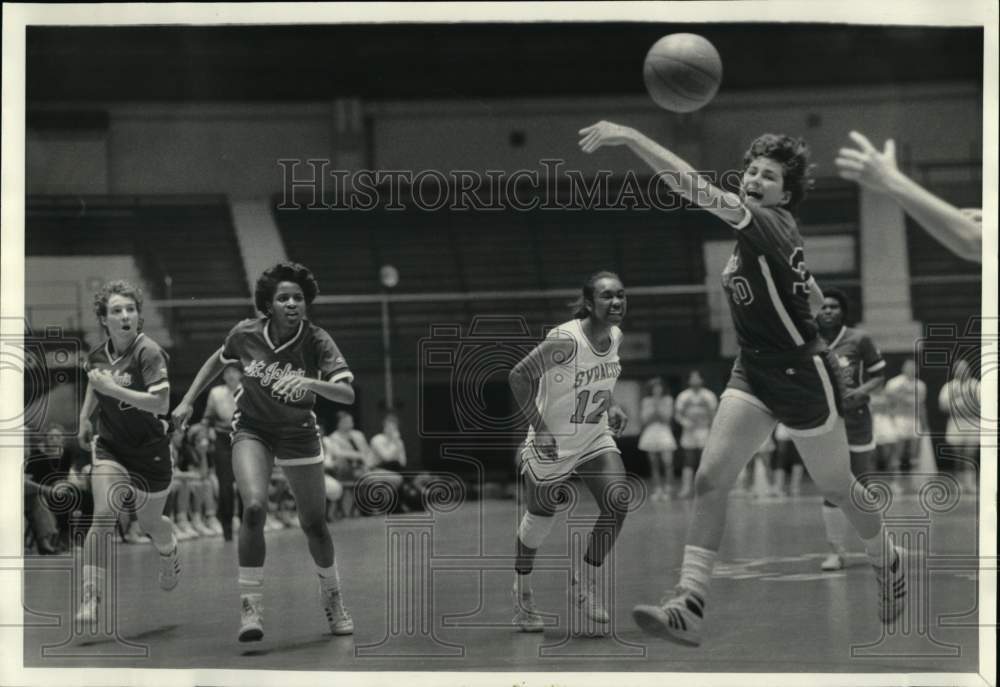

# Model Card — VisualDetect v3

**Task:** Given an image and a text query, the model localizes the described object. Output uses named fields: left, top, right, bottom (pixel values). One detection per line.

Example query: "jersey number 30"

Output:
left=570, top=389, right=612, bottom=424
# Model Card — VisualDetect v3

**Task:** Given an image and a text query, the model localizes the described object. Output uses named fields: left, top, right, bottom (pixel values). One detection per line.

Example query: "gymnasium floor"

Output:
left=22, top=489, right=981, bottom=674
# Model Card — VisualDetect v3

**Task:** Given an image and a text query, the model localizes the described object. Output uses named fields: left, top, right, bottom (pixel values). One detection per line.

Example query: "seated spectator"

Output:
left=24, top=425, right=74, bottom=554
left=325, top=411, right=403, bottom=514
left=370, top=413, right=407, bottom=472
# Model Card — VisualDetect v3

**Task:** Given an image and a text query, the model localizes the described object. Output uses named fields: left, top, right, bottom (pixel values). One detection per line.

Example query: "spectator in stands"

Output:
left=835, top=131, right=981, bottom=263
left=674, top=370, right=718, bottom=499
left=885, top=358, right=927, bottom=493
left=370, top=412, right=407, bottom=473
left=24, top=426, right=70, bottom=555
left=938, top=357, right=980, bottom=493
left=772, top=424, right=804, bottom=497
left=325, top=411, right=403, bottom=514
left=202, top=364, right=243, bottom=541
left=869, top=389, right=899, bottom=480
left=168, top=424, right=220, bottom=539
left=637, top=377, right=677, bottom=502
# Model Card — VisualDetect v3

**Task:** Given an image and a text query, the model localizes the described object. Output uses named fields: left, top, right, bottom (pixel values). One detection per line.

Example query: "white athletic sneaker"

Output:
left=209, top=519, right=225, bottom=536
left=511, top=586, right=545, bottom=633
left=572, top=573, right=609, bottom=624
left=632, top=586, right=706, bottom=646
left=179, top=520, right=200, bottom=539
left=124, top=522, right=150, bottom=544
left=74, top=585, right=100, bottom=625
left=238, top=594, right=264, bottom=642
left=191, top=515, right=216, bottom=537
left=821, top=551, right=845, bottom=571
left=320, top=586, right=354, bottom=635
left=875, top=546, right=907, bottom=625
left=158, top=545, right=181, bottom=591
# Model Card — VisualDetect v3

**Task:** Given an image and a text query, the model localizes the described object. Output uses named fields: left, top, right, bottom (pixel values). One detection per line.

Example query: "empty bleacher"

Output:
left=26, top=195, right=250, bottom=385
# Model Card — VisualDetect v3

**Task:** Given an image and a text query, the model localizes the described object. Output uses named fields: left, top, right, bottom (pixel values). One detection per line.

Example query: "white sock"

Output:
left=678, top=545, right=716, bottom=599
left=860, top=526, right=891, bottom=567
left=317, top=562, right=341, bottom=594
left=239, top=566, right=264, bottom=596
left=822, top=504, right=849, bottom=553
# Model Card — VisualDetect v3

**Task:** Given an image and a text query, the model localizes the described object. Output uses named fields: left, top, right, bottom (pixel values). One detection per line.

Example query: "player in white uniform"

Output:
left=884, top=358, right=927, bottom=491
left=674, top=371, right=718, bottom=498
left=509, top=271, right=631, bottom=632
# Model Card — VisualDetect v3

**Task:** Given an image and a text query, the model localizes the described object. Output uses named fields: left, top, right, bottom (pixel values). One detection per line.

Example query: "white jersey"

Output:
left=522, top=319, right=622, bottom=481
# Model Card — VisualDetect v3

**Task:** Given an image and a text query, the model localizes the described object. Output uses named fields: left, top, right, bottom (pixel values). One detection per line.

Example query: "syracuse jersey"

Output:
left=86, top=333, right=171, bottom=457
left=522, top=319, right=622, bottom=482
left=220, top=318, right=352, bottom=430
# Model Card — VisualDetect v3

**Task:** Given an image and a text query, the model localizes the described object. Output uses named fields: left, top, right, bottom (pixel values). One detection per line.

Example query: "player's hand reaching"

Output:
left=578, top=121, right=636, bottom=153
left=271, top=373, right=312, bottom=400
left=77, top=418, right=93, bottom=450
left=87, top=368, right=118, bottom=395
left=608, top=404, right=629, bottom=438
left=533, top=428, right=558, bottom=462
left=835, top=131, right=900, bottom=194
left=841, top=389, right=870, bottom=412
left=171, top=400, right=194, bottom=430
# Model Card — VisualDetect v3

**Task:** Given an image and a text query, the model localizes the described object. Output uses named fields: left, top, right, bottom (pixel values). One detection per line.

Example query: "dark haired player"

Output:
left=173, top=262, right=356, bottom=642
left=814, top=288, right=886, bottom=571
left=75, top=280, right=180, bottom=624
left=580, top=122, right=906, bottom=644
left=508, top=271, right=631, bottom=632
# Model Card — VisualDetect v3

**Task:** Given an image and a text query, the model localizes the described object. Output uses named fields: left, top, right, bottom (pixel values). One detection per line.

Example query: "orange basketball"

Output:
left=643, top=33, right=722, bottom=113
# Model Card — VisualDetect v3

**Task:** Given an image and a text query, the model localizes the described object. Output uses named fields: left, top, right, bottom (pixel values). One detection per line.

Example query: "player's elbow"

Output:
left=337, top=382, right=356, bottom=405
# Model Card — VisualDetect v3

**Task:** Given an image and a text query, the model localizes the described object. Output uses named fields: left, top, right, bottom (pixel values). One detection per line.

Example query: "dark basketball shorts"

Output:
left=92, top=436, right=173, bottom=494
left=724, top=341, right=844, bottom=438
left=231, top=414, right=322, bottom=467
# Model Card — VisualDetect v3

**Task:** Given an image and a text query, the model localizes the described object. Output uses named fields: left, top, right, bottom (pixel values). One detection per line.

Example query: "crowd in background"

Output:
left=25, top=358, right=980, bottom=555
left=24, top=365, right=429, bottom=555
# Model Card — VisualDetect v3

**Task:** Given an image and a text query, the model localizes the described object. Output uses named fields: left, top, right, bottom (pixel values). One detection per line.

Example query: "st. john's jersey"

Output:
left=219, top=318, right=352, bottom=429
left=86, top=333, right=170, bottom=456
left=827, top=326, right=885, bottom=393
left=721, top=204, right=819, bottom=353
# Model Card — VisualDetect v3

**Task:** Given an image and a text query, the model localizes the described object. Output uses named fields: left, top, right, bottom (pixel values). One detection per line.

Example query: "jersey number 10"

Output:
left=570, top=389, right=612, bottom=424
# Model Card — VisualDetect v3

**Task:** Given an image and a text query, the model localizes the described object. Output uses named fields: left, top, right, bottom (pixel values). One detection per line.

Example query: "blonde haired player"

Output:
left=508, top=271, right=631, bottom=632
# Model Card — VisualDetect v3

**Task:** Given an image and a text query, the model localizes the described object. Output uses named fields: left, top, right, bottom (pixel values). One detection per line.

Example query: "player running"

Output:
left=74, top=280, right=180, bottom=624
left=172, top=262, right=355, bottom=642
left=509, top=271, right=631, bottom=633
left=814, top=288, right=886, bottom=571
left=579, top=122, right=906, bottom=645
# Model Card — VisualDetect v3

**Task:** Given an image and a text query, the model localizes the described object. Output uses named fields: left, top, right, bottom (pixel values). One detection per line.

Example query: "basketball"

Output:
left=643, top=33, right=722, bottom=113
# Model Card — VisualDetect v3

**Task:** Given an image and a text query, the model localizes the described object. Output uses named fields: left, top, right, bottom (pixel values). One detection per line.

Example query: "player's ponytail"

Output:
left=570, top=270, right=620, bottom=319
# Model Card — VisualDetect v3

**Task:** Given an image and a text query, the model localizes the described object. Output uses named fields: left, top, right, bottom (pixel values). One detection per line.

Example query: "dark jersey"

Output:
left=721, top=205, right=818, bottom=353
left=827, top=326, right=885, bottom=392
left=86, top=333, right=170, bottom=456
left=219, top=318, right=352, bottom=429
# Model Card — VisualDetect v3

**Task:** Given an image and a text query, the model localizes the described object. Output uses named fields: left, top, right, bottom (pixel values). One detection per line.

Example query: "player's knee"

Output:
left=693, top=469, right=719, bottom=496
left=518, top=511, right=555, bottom=550
left=299, top=516, right=329, bottom=540
left=242, top=501, right=268, bottom=528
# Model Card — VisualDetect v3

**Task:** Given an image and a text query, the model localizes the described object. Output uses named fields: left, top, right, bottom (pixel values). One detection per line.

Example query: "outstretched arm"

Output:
left=172, top=346, right=227, bottom=428
left=835, top=131, right=980, bottom=263
left=579, top=121, right=746, bottom=225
